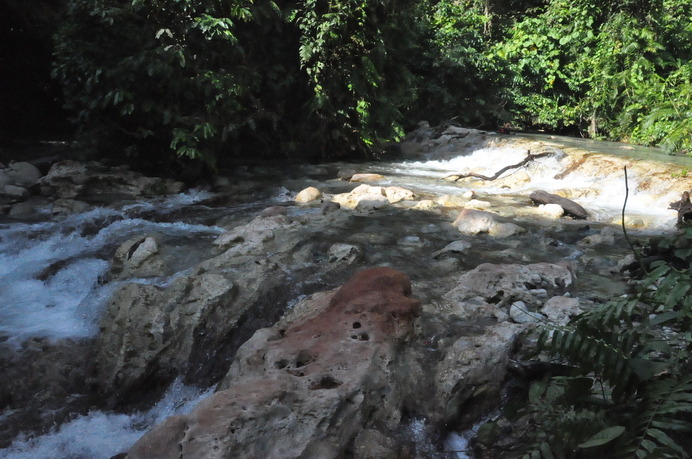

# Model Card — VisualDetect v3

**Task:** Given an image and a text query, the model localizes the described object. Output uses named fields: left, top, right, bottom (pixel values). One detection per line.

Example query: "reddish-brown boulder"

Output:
left=125, top=267, right=420, bottom=459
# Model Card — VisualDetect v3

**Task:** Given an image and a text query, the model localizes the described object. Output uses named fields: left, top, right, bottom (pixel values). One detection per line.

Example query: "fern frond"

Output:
left=626, top=378, right=692, bottom=458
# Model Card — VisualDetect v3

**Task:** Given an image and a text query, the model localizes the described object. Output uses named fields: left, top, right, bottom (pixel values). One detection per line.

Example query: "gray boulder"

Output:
left=107, top=235, right=166, bottom=280
left=39, top=160, right=185, bottom=201
left=445, top=262, right=573, bottom=308
left=97, top=272, right=237, bottom=395
left=6, top=162, right=41, bottom=187
left=530, top=190, right=588, bottom=219
left=453, top=208, right=525, bottom=238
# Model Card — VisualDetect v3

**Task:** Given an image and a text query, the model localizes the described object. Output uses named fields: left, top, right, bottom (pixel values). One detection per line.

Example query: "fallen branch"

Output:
left=444, top=150, right=553, bottom=181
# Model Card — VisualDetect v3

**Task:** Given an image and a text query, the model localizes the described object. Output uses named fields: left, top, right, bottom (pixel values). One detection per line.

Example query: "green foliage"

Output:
left=50, top=0, right=692, bottom=168
left=518, top=228, right=692, bottom=457
left=293, top=0, right=419, bottom=156
left=409, top=0, right=510, bottom=127
left=53, top=0, right=269, bottom=168
left=52, top=0, right=426, bottom=170
left=640, top=62, right=692, bottom=154
left=494, top=0, right=691, bottom=151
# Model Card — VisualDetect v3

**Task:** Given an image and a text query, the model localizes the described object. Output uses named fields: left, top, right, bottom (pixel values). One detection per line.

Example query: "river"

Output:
left=1, top=130, right=690, bottom=458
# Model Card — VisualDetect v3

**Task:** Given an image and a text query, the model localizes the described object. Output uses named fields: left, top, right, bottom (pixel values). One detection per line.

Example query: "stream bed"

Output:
left=1, top=130, right=691, bottom=458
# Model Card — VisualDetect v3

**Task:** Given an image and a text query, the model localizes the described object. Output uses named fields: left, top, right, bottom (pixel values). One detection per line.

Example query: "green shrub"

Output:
left=518, top=228, right=692, bottom=457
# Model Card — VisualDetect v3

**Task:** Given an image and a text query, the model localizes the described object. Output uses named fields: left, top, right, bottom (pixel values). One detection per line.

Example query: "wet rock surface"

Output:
left=38, top=160, right=185, bottom=202
left=127, top=267, right=421, bottom=458
left=0, top=338, right=97, bottom=448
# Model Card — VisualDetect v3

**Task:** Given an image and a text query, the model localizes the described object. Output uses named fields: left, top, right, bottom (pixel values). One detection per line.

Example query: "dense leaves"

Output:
left=495, top=0, right=691, bottom=151
left=6, top=0, right=688, bottom=170
left=51, top=0, right=426, bottom=171
left=53, top=0, right=304, bottom=170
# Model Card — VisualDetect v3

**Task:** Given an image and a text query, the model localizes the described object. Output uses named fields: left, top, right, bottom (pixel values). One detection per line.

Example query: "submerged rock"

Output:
left=350, top=173, right=385, bottom=182
left=51, top=198, right=91, bottom=217
left=327, top=243, right=363, bottom=264
left=295, top=186, right=322, bottom=203
left=213, top=214, right=293, bottom=251
left=453, top=208, right=525, bottom=238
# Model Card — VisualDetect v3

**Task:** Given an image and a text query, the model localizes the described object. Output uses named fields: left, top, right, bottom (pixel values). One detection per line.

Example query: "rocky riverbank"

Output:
left=1, top=126, right=691, bottom=457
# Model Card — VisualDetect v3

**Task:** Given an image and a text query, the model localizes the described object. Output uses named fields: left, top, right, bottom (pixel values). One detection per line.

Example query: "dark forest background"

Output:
left=2, top=0, right=690, bottom=173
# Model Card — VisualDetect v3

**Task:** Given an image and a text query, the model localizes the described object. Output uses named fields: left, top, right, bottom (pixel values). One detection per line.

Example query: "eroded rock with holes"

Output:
left=125, top=267, right=421, bottom=459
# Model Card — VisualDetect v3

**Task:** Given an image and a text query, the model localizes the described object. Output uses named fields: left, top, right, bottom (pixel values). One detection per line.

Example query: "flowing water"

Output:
left=1, top=379, right=214, bottom=459
left=1, top=134, right=690, bottom=457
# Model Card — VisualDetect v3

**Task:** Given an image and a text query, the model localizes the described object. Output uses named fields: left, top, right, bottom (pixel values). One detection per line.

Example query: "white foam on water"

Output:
left=0, top=258, right=110, bottom=344
left=380, top=145, right=679, bottom=229
left=0, top=192, right=225, bottom=344
left=444, top=432, right=472, bottom=459
left=388, top=145, right=531, bottom=179
left=0, top=379, right=215, bottom=459
left=121, top=188, right=216, bottom=214
left=405, top=417, right=441, bottom=457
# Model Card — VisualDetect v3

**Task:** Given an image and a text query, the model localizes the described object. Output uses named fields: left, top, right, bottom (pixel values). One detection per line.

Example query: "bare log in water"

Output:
left=443, top=150, right=553, bottom=182
left=530, top=190, right=588, bottom=219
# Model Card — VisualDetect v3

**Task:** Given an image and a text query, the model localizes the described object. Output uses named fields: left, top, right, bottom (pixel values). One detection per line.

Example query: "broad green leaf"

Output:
left=577, top=425, right=626, bottom=448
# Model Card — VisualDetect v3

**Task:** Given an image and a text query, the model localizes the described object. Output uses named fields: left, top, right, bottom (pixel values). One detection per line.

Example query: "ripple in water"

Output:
left=0, top=378, right=214, bottom=459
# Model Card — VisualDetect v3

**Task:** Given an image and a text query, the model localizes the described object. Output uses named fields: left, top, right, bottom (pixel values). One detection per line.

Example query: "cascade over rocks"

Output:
left=6, top=125, right=692, bottom=457
left=97, top=206, right=395, bottom=406
left=120, top=260, right=558, bottom=458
